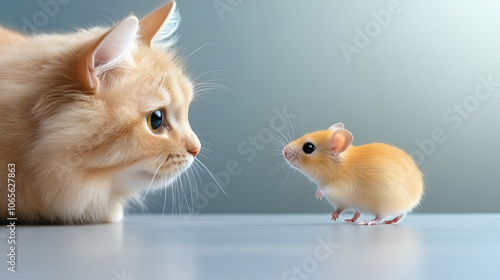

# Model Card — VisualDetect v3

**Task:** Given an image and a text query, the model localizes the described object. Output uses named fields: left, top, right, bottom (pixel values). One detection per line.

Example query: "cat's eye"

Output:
left=302, top=142, right=315, bottom=154
left=147, top=110, right=164, bottom=133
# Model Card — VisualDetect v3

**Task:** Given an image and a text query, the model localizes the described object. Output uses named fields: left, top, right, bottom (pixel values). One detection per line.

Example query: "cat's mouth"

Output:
left=138, top=159, right=192, bottom=180
left=138, top=170, right=164, bottom=179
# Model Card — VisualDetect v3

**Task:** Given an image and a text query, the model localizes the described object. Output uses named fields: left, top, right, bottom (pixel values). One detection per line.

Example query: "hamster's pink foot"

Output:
left=343, top=211, right=361, bottom=223
left=331, top=208, right=344, bottom=221
left=382, top=214, right=405, bottom=224
left=359, top=216, right=383, bottom=226
left=315, top=188, right=324, bottom=200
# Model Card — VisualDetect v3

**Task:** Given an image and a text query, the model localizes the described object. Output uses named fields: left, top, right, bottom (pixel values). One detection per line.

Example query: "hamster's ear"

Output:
left=139, top=1, right=180, bottom=48
left=77, top=16, right=139, bottom=90
left=328, top=123, right=345, bottom=130
left=330, top=129, right=353, bottom=157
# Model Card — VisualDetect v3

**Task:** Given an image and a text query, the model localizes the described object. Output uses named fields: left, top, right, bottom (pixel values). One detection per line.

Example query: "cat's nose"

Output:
left=185, top=133, right=201, bottom=157
left=188, top=147, right=199, bottom=157
left=186, top=141, right=200, bottom=157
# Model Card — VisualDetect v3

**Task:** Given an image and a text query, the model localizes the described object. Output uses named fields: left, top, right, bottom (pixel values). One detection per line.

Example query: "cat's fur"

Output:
left=0, top=1, right=200, bottom=224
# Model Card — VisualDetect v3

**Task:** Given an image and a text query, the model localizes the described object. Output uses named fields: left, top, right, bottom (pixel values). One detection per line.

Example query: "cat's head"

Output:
left=32, top=1, right=200, bottom=191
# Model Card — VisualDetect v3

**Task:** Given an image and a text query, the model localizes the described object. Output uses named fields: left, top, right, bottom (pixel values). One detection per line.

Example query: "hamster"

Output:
left=282, top=123, right=423, bottom=225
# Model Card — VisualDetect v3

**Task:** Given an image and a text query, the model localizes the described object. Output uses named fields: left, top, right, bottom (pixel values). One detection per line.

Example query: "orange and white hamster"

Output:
left=283, top=123, right=423, bottom=225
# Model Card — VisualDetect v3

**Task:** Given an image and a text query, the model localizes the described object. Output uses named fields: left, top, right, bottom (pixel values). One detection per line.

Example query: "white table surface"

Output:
left=0, top=214, right=499, bottom=280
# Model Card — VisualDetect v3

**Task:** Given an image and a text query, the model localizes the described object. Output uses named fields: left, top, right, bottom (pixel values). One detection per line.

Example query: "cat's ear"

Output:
left=77, top=16, right=139, bottom=90
left=139, top=1, right=180, bottom=48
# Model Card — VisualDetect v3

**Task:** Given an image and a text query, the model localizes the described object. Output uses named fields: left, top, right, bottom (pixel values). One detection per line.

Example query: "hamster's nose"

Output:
left=283, top=147, right=293, bottom=161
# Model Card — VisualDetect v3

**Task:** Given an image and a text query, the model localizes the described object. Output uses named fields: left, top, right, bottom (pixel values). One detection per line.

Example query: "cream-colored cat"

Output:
left=0, top=1, right=201, bottom=224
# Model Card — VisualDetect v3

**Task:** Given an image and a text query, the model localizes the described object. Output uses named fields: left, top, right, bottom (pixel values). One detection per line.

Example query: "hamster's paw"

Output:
left=315, top=188, right=324, bottom=200
left=331, top=212, right=340, bottom=221
left=382, top=214, right=405, bottom=224
left=343, top=211, right=361, bottom=223
left=359, top=216, right=383, bottom=226
left=331, top=208, right=344, bottom=221
left=359, top=220, right=378, bottom=226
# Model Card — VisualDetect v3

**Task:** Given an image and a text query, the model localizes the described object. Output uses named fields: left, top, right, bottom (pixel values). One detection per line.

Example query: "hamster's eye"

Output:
left=302, top=142, right=315, bottom=154
left=147, top=110, right=163, bottom=133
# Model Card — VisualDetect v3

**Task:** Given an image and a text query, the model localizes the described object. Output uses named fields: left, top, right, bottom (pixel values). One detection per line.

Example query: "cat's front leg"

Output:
left=103, top=203, right=124, bottom=223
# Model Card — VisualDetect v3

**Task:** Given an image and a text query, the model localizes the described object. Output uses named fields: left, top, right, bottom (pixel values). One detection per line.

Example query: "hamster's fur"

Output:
left=283, top=123, right=423, bottom=225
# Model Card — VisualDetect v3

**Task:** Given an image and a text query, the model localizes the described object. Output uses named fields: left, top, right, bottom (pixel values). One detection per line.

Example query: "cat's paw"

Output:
left=104, top=207, right=124, bottom=223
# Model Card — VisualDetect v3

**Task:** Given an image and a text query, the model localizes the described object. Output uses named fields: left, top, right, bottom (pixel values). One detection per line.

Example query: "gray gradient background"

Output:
left=1, top=0, right=499, bottom=214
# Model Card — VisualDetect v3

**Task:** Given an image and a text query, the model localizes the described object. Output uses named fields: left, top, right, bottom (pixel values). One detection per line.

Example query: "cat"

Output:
left=0, top=1, right=201, bottom=224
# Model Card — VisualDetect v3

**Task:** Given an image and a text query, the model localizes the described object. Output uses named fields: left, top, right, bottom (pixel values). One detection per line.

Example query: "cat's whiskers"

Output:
left=196, top=151, right=224, bottom=163
left=194, top=158, right=228, bottom=197
left=155, top=139, right=229, bottom=216
left=193, top=77, right=242, bottom=99
left=160, top=160, right=198, bottom=216
left=185, top=168, right=195, bottom=214
left=192, top=69, right=238, bottom=83
left=198, top=143, right=225, bottom=161
left=181, top=42, right=213, bottom=63
left=196, top=78, right=241, bottom=91
left=194, top=80, right=241, bottom=97
left=100, top=5, right=119, bottom=16
left=141, top=157, right=167, bottom=202
left=189, top=163, right=203, bottom=212
left=170, top=179, right=176, bottom=216
left=193, top=85, right=230, bottom=97
left=162, top=181, right=168, bottom=217
left=197, top=127, right=229, bottom=137
left=181, top=169, right=194, bottom=216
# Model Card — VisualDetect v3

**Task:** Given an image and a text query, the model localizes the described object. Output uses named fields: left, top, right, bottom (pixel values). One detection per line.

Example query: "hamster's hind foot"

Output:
left=343, top=211, right=361, bottom=223
left=382, top=214, right=405, bottom=224
left=331, top=208, right=344, bottom=221
left=359, top=216, right=383, bottom=226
